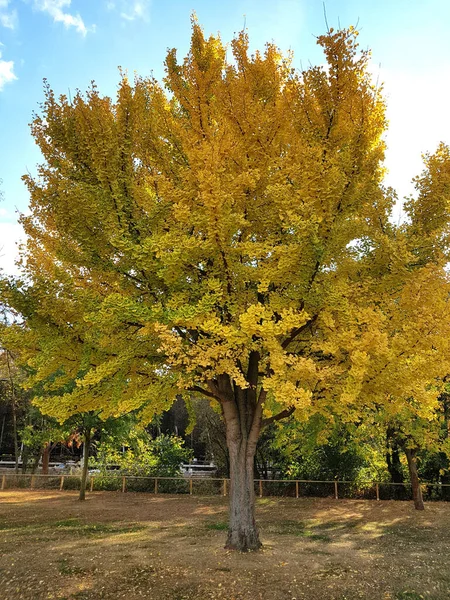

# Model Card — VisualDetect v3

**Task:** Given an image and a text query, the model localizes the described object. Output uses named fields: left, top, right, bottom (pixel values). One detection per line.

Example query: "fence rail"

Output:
left=2, top=473, right=450, bottom=501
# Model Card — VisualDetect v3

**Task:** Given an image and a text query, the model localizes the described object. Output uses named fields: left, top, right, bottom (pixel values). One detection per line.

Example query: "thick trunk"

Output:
left=405, top=448, right=424, bottom=510
left=206, top=363, right=274, bottom=551
left=226, top=436, right=261, bottom=551
left=42, top=443, right=51, bottom=475
left=79, top=428, right=91, bottom=502
left=219, top=371, right=263, bottom=552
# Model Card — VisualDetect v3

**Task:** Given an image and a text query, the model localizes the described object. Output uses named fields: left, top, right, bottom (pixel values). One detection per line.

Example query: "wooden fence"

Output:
left=2, top=473, right=450, bottom=501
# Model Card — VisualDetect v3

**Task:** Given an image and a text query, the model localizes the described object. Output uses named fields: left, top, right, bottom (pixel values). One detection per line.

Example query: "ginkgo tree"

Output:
left=2, top=20, right=450, bottom=551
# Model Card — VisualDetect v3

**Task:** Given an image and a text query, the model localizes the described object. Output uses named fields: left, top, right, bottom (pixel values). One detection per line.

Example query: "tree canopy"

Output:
left=2, top=21, right=450, bottom=549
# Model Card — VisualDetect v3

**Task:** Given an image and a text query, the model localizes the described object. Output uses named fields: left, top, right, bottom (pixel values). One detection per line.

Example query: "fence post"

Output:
left=154, top=478, right=158, bottom=495
left=59, top=476, right=64, bottom=491
left=223, top=479, right=227, bottom=497
left=90, top=477, right=94, bottom=492
left=189, top=478, right=193, bottom=495
left=1, top=474, right=6, bottom=490
left=259, top=480, right=263, bottom=498
left=122, top=477, right=126, bottom=493
left=295, top=481, right=299, bottom=499
left=334, top=480, right=338, bottom=500
left=30, top=475, right=35, bottom=490
left=376, top=482, right=380, bottom=501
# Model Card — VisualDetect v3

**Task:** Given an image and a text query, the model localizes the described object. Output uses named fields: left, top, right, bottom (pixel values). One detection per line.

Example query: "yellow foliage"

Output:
left=1, top=22, right=449, bottom=443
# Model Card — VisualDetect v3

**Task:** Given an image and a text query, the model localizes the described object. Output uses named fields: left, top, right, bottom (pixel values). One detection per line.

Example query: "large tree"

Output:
left=2, top=22, right=450, bottom=550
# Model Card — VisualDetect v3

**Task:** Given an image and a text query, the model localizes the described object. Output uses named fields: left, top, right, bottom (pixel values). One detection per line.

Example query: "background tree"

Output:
left=92, top=428, right=193, bottom=477
left=2, top=22, right=450, bottom=550
left=0, top=346, right=24, bottom=472
left=19, top=408, right=68, bottom=473
left=385, top=427, right=407, bottom=500
left=380, top=397, right=450, bottom=511
left=60, top=411, right=113, bottom=501
left=279, top=418, right=366, bottom=482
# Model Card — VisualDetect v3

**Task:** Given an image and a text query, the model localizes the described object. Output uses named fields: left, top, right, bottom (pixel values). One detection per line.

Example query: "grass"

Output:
left=54, top=520, right=146, bottom=536
left=205, top=521, right=228, bottom=531
left=205, top=518, right=332, bottom=540
left=0, top=490, right=450, bottom=599
left=0, top=516, right=145, bottom=537
left=57, top=558, right=88, bottom=577
left=268, top=519, right=332, bottom=541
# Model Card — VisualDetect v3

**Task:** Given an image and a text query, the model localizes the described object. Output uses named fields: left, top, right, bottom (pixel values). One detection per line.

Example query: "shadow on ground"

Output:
left=0, top=491, right=449, bottom=600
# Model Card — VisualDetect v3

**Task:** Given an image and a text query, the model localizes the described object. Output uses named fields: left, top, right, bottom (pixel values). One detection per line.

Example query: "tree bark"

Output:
left=404, top=447, right=424, bottom=510
left=42, top=442, right=51, bottom=475
left=79, top=428, right=91, bottom=502
left=226, top=433, right=261, bottom=551
left=205, top=358, right=290, bottom=551
left=219, top=374, right=263, bottom=552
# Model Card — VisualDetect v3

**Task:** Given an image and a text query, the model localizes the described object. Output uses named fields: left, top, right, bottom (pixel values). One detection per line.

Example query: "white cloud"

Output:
left=0, top=221, right=24, bottom=277
left=0, top=49, right=16, bottom=91
left=33, top=0, right=90, bottom=35
left=374, top=66, right=450, bottom=208
left=115, top=0, right=150, bottom=22
left=0, top=0, right=17, bottom=29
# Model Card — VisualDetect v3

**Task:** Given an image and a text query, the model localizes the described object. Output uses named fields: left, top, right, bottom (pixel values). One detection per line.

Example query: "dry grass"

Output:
left=0, top=490, right=449, bottom=599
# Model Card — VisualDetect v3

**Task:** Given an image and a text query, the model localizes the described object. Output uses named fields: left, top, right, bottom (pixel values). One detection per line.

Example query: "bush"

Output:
left=91, top=433, right=193, bottom=478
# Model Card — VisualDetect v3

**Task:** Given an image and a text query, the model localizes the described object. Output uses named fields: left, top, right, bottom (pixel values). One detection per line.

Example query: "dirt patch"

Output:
left=0, top=491, right=449, bottom=599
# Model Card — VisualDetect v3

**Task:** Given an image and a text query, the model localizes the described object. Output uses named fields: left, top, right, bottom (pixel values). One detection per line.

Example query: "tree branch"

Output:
left=189, top=385, right=220, bottom=401
left=246, top=350, right=260, bottom=388
left=261, top=406, right=295, bottom=427
left=281, top=314, right=318, bottom=349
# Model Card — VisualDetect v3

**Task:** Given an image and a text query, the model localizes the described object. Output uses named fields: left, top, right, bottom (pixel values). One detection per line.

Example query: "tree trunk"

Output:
left=404, top=447, right=424, bottom=510
left=219, top=372, right=263, bottom=552
left=42, top=442, right=51, bottom=475
left=204, top=362, right=285, bottom=551
left=386, top=432, right=406, bottom=500
left=31, top=448, right=43, bottom=474
left=225, top=434, right=261, bottom=551
left=79, top=428, right=91, bottom=502
left=5, top=351, right=19, bottom=474
left=386, top=446, right=403, bottom=482
left=0, top=414, right=6, bottom=451
left=21, top=447, right=30, bottom=474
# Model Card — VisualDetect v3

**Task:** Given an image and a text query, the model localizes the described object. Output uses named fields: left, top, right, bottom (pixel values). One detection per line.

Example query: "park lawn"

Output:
left=0, top=491, right=449, bottom=600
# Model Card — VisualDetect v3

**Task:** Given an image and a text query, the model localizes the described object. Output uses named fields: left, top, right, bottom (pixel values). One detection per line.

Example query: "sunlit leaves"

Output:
left=0, top=22, right=449, bottom=437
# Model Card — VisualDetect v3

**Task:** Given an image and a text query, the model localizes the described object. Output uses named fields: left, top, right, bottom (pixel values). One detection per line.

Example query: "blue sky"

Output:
left=1, top=0, right=450, bottom=274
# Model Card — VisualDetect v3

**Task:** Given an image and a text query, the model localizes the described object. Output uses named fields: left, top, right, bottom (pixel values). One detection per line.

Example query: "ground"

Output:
left=0, top=491, right=449, bottom=600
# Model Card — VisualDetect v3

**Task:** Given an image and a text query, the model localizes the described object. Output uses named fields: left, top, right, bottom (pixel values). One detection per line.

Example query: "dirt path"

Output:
left=0, top=491, right=449, bottom=599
